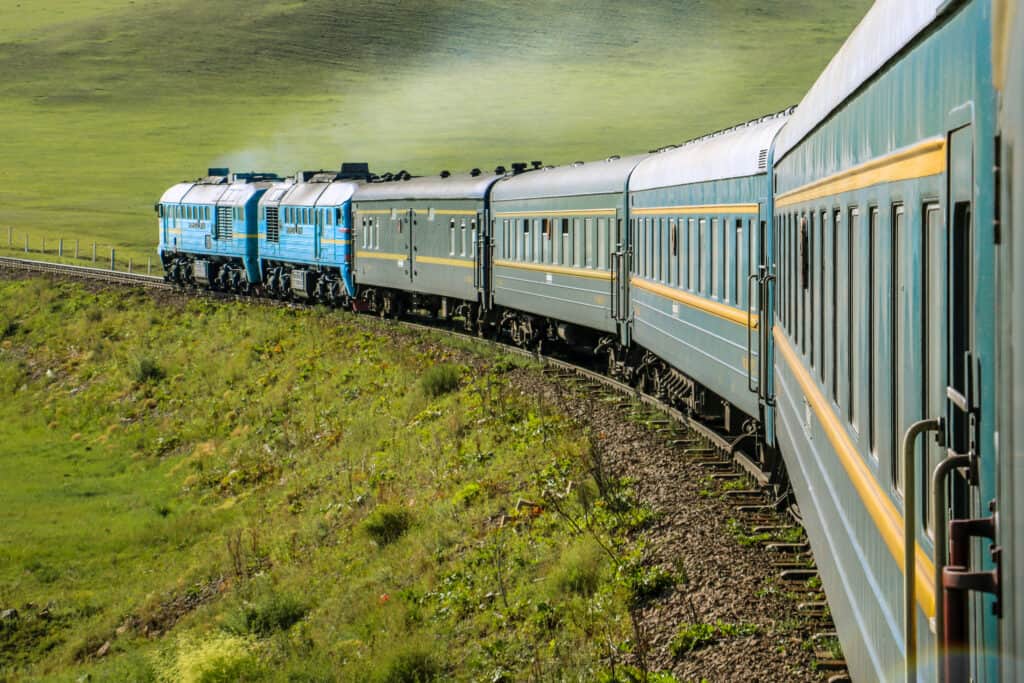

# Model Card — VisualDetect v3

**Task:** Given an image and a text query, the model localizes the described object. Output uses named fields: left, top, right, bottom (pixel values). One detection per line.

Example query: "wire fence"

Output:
left=2, top=226, right=155, bottom=275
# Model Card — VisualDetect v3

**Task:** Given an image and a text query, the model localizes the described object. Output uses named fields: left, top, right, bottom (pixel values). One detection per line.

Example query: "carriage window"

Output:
left=891, top=203, right=905, bottom=493
left=574, top=219, right=583, bottom=267
left=390, top=208, right=398, bottom=220
left=561, top=219, right=571, bottom=266
left=450, top=219, right=457, bottom=255
left=428, top=208, right=436, bottom=221
left=397, top=218, right=402, bottom=233
left=711, top=218, right=720, bottom=298
left=818, top=211, right=826, bottom=379
left=868, top=206, right=878, bottom=458
left=598, top=218, right=609, bottom=269
left=832, top=209, right=840, bottom=401
left=460, top=221, right=467, bottom=256
left=688, top=219, right=697, bottom=291
left=471, top=220, right=478, bottom=260
left=847, top=208, right=859, bottom=426
left=584, top=218, right=595, bottom=268
left=734, top=219, right=743, bottom=306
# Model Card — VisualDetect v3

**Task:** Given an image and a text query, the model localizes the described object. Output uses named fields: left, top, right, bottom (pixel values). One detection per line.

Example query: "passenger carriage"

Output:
left=351, top=170, right=504, bottom=325
left=157, top=168, right=279, bottom=290
left=489, top=156, right=645, bottom=350
left=770, top=1, right=999, bottom=679
left=256, top=163, right=370, bottom=302
left=625, top=112, right=789, bottom=434
left=995, top=0, right=1024, bottom=678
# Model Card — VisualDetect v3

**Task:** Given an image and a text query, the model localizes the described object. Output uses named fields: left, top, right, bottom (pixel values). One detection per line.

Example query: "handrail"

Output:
left=759, top=271, right=774, bottom=404
left=932, top=450, right=972, bottom=682
left=747, top=272, right=759, bottom=393
left=901, top=417, right=943, bottom=683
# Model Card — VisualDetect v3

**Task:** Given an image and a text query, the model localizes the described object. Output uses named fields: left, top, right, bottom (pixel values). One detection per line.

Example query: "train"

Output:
left=156, top=0, right=1022, bottom=680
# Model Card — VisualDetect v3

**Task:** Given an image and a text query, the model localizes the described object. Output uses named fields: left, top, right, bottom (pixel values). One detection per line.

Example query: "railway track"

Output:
left=0, top=255, right=849, bottom=680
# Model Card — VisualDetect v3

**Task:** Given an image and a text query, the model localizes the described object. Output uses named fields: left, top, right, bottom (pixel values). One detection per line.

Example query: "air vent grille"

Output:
left=216, top=206, right=232, bottom=240
left=266, top=207, right=280, bottom=243
left=758, top=148, right=769, bottom=171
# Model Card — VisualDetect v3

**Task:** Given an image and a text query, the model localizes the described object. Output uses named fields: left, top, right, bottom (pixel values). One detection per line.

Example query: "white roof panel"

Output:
left=774, top=0, right=946, bottom=160
left=630, top=115, right=789, bottom=192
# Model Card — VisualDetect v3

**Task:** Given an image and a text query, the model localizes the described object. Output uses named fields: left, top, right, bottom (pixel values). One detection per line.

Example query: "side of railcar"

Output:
left=771, top=1, right=998, bottom=679
left=351, top=172, right=502, bottom=324
left=257, top=170, right=363, bottom=303
left=994, top=1, right=1023, bottom=679
left=490, top=157, right=643, bottom=350
left=627, top=114, right=787, bottom=428
left=157, top=169, right=276, bottom=289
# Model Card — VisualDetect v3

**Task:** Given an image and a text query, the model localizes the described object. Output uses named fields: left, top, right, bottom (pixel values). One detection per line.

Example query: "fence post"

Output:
left=92, top=243, right=97, bottom=262
left=7, top=226, right=11, bottom=248
left=41, top=237, right=45, bottom=254
left=110, top=248, right=115, bottom=271
left=147, top=257, right=152, bottom=275
left=58, top=239, right=63, bottom=257
left=75, top=240, right=79, bottom=259
left=24, top=234, right=28, bottom=253
left=128, top=258, right=133, bottom=273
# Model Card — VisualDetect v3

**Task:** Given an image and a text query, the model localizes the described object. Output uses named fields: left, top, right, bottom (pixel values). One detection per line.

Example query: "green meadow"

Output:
left=0, top=0, right=871, bottom=265
left=0, top=278, right=676, bottom=680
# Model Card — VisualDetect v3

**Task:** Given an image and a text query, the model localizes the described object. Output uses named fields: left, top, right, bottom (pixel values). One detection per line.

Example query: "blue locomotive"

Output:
left=157, top=168, right=279, bottom=291
left=156, top=0, right=1022, bottom=678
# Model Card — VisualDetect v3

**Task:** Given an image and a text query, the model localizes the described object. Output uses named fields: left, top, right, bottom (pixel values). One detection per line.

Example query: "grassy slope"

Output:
left=0, top=0, right=871, bottom=263
left=0, top=278, right=667, bottom=681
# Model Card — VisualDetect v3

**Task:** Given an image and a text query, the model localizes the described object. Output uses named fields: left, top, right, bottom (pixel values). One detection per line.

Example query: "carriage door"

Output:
left=935, top=120, right=998, bottom=682
left=314, top=207, right=324, bottom=261
left=402, top=208, right=414, bottom=283
left=612, top=210, right=631, bottom=345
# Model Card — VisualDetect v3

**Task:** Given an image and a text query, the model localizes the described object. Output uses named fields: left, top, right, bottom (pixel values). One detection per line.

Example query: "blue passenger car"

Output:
left=626, top=113, right=789, bottom=429
left=770, top=1, right=999, bottom=679
left=157, top=168, right=279, bottom=290
left=257, top=164, right=370, bottom=302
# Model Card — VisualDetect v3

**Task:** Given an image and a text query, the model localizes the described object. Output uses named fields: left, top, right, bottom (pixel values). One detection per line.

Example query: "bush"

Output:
left=420, top=364, right=460, bottom=398
left=669, top=621, right=759, bottom=657
left=363, top=505, right=412, bottom=546
left=552, top=538, right=606, bottom=597
left=135, top=356, right=165, bottom=384
left=621, top=561, right=676, bottom=606
left=226, top=592, right=308, bottom=637
left=376, top=647, right=442, bottom=683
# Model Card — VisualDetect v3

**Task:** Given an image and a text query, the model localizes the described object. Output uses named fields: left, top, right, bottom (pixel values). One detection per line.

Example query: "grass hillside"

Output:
left=0, top=0, right=872, bottom=263
left=0, top=278, right=677, bottom=681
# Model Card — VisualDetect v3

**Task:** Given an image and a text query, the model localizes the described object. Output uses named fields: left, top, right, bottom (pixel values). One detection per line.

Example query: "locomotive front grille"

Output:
left=216, top=206, right=232, bottom=241
left=266, top=207, right=280, bottom=243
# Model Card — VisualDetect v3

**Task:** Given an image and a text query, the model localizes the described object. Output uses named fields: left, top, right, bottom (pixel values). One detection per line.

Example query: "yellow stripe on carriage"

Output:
left=414, top=256, right=474, bottom=268
left=493, top=259, right=612, bottom=281
left=632, top=203, right=759, bottom=216
left=629, top=277, right=758, bottom=329
left=356, top=250, right=408, bottom=261
left=232, top=233, right=258, bottom=239
left=493, top=208, right=617, bottom=218
left=773, top=326, right=936, bottom=618
left=776, top=138, right=946, bottom=208
left=321, top=239, right=352, bottom=245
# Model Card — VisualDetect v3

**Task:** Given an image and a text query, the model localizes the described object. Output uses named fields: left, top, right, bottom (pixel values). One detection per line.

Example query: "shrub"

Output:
left=552, top=538, right=606, bottom=597
left=420, top=364, right=460, bottom=398
left=451, top=482, right=481, bottom=508
left=376, top=647, right=442, bottom=682
left=225, top=592, right=308, bottom=637
left=363, top=505, right=412, bottom=546
left=621, top=561, right=676, bottom=606
left=669, top=621, right=759, bottom=657
left=152, top=632, right=261, bottom=683
left=135, top=356, right=165, bottom=384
